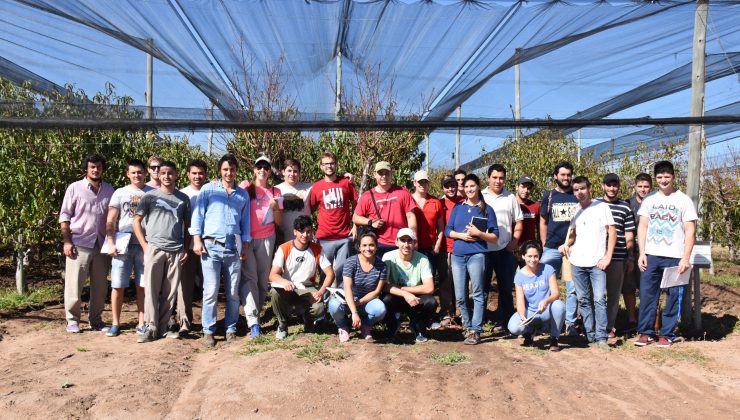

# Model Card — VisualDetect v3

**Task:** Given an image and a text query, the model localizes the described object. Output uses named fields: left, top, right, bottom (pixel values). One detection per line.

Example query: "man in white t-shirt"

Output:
left=481, top=164, right=523, bottom=328
left=105, top=159, right=153, bottom=337
left=275, top=158, right=312, bottom=242
left=560, top=176, right=616, bottom=348
left=634, top=161, right=697, bottom=348
left=269, top=215, right=335, bottom=339
left=175, top=158, right=207, bottom=336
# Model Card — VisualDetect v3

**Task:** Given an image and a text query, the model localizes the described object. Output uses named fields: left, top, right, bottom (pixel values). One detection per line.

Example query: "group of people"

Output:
left=60, top=151, right=696, bottom=351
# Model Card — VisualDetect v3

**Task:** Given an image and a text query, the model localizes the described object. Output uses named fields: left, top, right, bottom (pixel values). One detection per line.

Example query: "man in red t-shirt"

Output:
left=515, top=176, right=540, bottom=244
left=437, top=174, right=463, bottom=325
left=353, top=161, right=417, bottom=257
left=411, top=170, right=445, bottom=277
left=309, top=152, right=358, bottom=283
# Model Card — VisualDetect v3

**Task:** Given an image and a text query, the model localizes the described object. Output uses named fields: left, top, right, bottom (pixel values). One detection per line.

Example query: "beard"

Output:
left=555, top=178, right=570, bottom=190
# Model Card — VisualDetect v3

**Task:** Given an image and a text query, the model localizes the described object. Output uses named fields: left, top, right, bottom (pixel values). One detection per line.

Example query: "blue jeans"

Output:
left=201, top=241, right=241, bottom=335
left=637, top=255, right=683, bottom=339
left=317, top=237, right=351, bottom=286
left=572, top=265, right=608, bottom=342
left=541, top=247, right=577, bottom=327
left=110, top=244, right=145, bottom=288
left=485, top=249, right=517, bottom=323
left=328, top=297, right=386, bottom=330
left=451, top=253, right=486, bottom=333
left=507, top=299, right=566, bottom=338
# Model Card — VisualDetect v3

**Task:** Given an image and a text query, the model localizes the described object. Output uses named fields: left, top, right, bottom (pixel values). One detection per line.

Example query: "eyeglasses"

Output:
left=398, top=237, right=414, bottom=244
left=149, top=165, right=160, bottom=170
left=321, top=162, right=336, bottom=166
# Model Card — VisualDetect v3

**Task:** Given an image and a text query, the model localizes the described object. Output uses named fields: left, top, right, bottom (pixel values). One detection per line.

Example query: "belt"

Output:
left=203, top=237, right=226, bottom=246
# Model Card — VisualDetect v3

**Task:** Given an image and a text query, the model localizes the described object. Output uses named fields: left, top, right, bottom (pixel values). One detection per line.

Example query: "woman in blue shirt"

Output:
left=444, top=174, right=499, bottom=345
left=508, top=240, right=565, bottom=352
left=328, top=231, right=387, bottom=343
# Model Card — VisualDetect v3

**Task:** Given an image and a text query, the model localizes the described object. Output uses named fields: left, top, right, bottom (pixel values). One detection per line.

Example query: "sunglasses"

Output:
left=398, top=237, right=414, bottom=244
left=149, top=165, right=160, bottom=170
left=255, top=165, right=271, bottom=171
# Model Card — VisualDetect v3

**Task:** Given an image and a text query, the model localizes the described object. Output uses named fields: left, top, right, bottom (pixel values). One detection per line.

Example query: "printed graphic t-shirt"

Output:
left=515, top=264, right=556, bottom=313
left=310, top=177, right=358, bottom=240
left=109, top=184, right=154, bottom=244
left=136, top=188, right=190, bottom=252
left=637, top=190, right=697, bottom=259
left=540, top=189, right=579, bottom=249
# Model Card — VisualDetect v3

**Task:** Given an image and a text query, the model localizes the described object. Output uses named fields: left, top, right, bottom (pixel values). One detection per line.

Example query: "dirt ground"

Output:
left=1, top=276, right=739, bottom=419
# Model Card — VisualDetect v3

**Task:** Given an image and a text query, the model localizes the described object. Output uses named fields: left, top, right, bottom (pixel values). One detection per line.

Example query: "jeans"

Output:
left=637, top=255, right=683, bottom=339
left=485, top=249, right=517, bottom=323
left=541, top=246, right=577, bottom=327
left=507, top=299, right=566, bottom=338
left=110, top=244, right=145, bottom=288
left=381, top=293, right=438, bottom=334
left=317, top=237, right=351, bottom=286
left=418, top=248, right=441, bottom=281
left=201, top=241, right=241, bottom=335
left=437, top=251, right=456, bottom=318
left=328, top=297, right=386, bottom=331
left=451, top=253, right=486, bottom=333
left=572, top=265, right=608, bottom=342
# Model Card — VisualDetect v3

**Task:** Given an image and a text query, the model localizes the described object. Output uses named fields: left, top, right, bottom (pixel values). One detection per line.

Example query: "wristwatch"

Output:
left=368, top=219, right=373, bottom=227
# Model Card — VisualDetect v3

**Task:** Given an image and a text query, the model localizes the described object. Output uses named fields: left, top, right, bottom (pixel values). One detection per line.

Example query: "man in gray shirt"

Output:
left=133, top=161, right=191, bottom=343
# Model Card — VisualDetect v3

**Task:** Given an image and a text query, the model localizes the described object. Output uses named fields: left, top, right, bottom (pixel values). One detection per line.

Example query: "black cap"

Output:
left=603, top=173, right=620, bottom=184
left=441, top=175, right=456, bottom=187
left=517, top=175, right=534, bottom=186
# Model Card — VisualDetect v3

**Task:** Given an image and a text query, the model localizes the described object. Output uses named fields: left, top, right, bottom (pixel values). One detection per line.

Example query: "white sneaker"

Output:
left=276, top=327, right=288, bottom=340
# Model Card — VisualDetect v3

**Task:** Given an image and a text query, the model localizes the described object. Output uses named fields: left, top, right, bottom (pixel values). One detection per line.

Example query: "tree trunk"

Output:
left=16, top=248, right=28, bottom=294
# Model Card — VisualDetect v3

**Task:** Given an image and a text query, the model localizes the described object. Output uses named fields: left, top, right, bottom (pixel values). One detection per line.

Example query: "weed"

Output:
left=429, top=350, right=468, bottom=365
left=643, top=348, right=710, bottom=365
left=295, top=335, right=347, bottom=365
left=0, top=284, right=62, bottom=311
left=76, top=347, right=89, bottom=353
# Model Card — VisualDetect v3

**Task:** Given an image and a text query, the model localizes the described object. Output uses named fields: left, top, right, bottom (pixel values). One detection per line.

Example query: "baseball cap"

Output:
left=255, top=155, right=271, bottom=166
left=414, top=170, right=429, bottom=182
left=441, top=175, right=456, bottom=187
left=396, top=228, right=416, bottom=241
left=374, top=161, right=391, bottom=173
left=603, top=173, right=620, bottom=184
left=517, top=175, right=534, bottom=186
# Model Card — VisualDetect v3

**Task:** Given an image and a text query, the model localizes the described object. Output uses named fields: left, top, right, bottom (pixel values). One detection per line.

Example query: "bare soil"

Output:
left=1, top=275, right=739, bottom=419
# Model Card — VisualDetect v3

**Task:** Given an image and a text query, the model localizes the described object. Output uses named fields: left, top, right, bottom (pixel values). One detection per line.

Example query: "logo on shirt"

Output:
left=647, top=204, right=680, bottom=246
left=121, top=194, right=142, bottom=217
left=551, top=202, right=578, bottom=222
left=155, top=199, right=181, bottom=221
left=322, top=188, right=345, bottom=209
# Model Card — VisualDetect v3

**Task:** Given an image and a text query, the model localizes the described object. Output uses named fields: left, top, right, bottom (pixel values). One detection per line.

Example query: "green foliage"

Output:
left=603, top=140, right=687, bottom=198
left=700, top=147, right=739, bottom=260
left=429, top=350, right=468, bottom=365
left=0, top=283, right=62, bottom=311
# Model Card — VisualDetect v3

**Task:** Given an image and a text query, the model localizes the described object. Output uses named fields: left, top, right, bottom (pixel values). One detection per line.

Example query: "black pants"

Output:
left=382, top=293, right=437, bottom=333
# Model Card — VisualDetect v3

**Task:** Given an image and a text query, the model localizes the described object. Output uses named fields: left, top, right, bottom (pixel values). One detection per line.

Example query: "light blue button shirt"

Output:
left=189, top=181, right=251, bottom=244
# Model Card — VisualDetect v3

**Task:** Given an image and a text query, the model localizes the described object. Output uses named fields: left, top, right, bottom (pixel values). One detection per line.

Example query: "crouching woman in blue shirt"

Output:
left=445, top=174, right=498, bottom=345
left=508, top=240, right=565, bottom=352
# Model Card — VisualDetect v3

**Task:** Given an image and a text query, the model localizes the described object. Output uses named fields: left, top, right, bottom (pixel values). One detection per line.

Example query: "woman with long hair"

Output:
left=444, top=174, right=499, bottom=345
left=327, top=231, right=387, bottom=342
left=507, top=240, right=565, bottom=352
left=239, top=155, right=282, bottom=338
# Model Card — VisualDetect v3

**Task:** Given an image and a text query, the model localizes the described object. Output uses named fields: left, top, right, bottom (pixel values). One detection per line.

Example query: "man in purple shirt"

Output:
left=59, top=154, right=115, bottom=333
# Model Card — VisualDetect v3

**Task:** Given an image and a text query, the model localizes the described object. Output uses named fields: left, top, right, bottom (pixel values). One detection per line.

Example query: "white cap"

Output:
left=413, top=170, right=429, bottom=182
left=255, top=155, right=271, bottom=165
left=396, top=228, right=416, bottom=241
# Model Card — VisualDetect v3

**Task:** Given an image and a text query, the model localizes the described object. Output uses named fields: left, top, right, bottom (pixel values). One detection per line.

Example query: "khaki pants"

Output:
left=270, top=287, right=325, bottom=330
left=604, top=260, right=626, bottom=332
left=144, top=246, right=182, bottom=336
left=240, top=234, right=275, bottom=327
left=176, top=250, right=200, bottom=331
left=64, top=245, right=110, bottom=325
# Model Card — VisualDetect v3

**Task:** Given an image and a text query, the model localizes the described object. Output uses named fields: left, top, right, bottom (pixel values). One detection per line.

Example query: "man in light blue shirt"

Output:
left=190, top=154, right=251, bottom=347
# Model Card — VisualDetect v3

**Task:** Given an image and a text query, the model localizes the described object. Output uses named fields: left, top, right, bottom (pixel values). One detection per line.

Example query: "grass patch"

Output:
left=643, top=348, right=710, bottom=365
left=238, top=334, right=299, bottom=357
left=429, top=350, right=468, bottom=365
left=0, top=284, right=62, bottom=311
left=702, top=273, right=740, bottom=288
left=76, top=347, right=89, bottom=352
left=239, top=333, right=347, bottom=365
left=295, top=335, right=347, bottom=364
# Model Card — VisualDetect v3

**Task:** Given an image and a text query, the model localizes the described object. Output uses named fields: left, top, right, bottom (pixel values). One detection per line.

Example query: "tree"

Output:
left=701, top=147, right=739, bottom=260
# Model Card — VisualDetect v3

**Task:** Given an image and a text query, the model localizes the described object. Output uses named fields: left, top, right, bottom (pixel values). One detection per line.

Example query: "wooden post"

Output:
left=687, top=0, right=708, bottom=332
left=514, top=48, right=521, bottom=142
left=455, top=106, right=461, bottom=169
left=146, top=38, right=154, bottom=141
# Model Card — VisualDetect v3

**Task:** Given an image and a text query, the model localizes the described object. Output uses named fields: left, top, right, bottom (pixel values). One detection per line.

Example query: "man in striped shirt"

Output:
left=597, top=173, right=636, bottom=338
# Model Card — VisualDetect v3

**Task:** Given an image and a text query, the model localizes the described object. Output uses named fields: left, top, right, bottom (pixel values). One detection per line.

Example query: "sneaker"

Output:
left=249, top=324, right=261, bottom=339
left=137, top=327, right=155, bottom=343
left=522, top=334, right=534, bottom=347
left=203, top=333, right=216, bottom=348
left=106, top=325, right=120, bottom=337
left=415, top=332, right=429, bottom=343
left=136, top=325, right=147, bottom=335
left=549, top=337, right=561, bottom=352
left=565, top=324, right=579, bottom=337
left=226, top=332, right=237, bottom=342
left=360, top=325, right=373, bottom=340
left=634, top=334, right=653, bottom=347
left=89, top=321, right=108, bottom=332
left=656, top=336, right=672, bottom=348
left=594, top=340, right=610, bottom=350
left=464, top=331, right=481, bottom=345
left=338, top=327, right=350, bottom=343
left=429, top=321, right=442, bottom=330
left=66, top=323, right=81, bottom=334
left=166, top=330, right=181, bottom=339
left=607, top=329, right=617, bottom=339
left=275, top=327, right=288, bottom=340
left=178, top=327, right=190, bottom=338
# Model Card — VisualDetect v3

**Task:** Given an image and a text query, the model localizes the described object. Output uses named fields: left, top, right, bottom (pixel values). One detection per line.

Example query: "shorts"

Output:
left=110, top=243, right=145, bottom=288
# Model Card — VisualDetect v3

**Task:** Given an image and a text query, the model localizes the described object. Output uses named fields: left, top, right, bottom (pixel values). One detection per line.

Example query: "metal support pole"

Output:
left=425, top=133, right=429, bottom=173
left=208, top=101, right=214, bottom=156
left=577, top=129, right=581, bottom=164
left=514, top=48, right=521, bottom=142
left=687, top=0, right=708, bottom=332
left=335, top=46, right=342, bottom=121
left=455, top=106, right=461, bottom=169
left=146, top=38, right=154, bottom=140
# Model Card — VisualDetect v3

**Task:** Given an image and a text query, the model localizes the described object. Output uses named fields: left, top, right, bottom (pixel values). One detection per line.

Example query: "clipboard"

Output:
left=660, top=265, right=691, bottom=288
left=101, top=232, right=131, bottom=254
